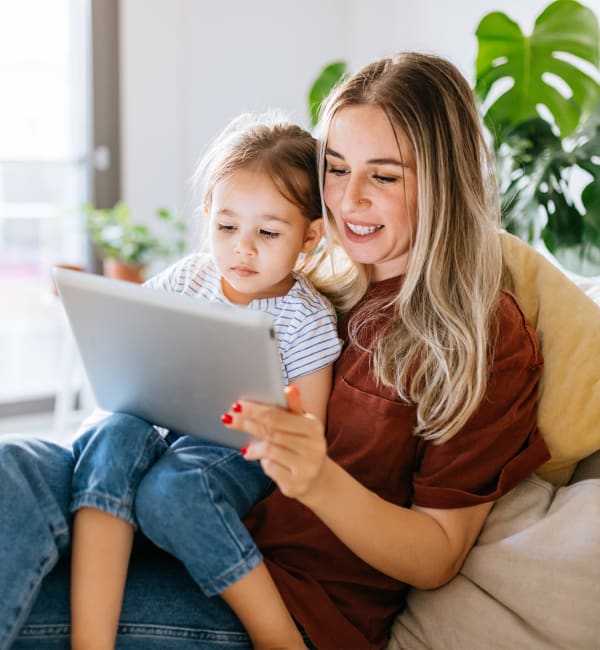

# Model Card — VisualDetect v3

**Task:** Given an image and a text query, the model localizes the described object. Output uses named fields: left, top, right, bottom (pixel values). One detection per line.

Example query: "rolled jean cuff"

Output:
left=201, top=546, right=263, bottom=597
left=70, top=491, right=137, bottom=528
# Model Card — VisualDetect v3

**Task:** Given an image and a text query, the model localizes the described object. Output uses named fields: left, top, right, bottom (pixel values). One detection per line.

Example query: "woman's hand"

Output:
left=221, top=386, right=328, bottom=501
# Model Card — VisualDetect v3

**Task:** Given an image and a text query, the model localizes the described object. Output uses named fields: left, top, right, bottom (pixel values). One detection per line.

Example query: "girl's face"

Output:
left=209, top=168, right=322, bottom=305
left=323, top=104, right=419, bottom=281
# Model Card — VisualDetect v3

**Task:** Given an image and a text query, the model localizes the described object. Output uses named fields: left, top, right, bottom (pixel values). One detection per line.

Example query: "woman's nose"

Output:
left=340, top=176, right=369, bottom=212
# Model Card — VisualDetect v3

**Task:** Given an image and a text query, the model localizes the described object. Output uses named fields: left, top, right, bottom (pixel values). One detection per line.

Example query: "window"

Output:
left=0, top=0, right=91, bottom=407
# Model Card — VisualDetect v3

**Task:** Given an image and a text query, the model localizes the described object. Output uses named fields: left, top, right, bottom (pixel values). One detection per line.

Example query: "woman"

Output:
left=0, top=52, right=549, bottom=650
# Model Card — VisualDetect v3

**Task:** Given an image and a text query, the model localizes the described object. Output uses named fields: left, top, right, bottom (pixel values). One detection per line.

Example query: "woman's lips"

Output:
left=344, top=221, right=384, bottom=241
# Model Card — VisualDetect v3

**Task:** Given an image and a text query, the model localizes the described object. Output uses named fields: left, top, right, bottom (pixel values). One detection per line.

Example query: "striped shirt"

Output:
left=146, top=254, right=342, bottom=384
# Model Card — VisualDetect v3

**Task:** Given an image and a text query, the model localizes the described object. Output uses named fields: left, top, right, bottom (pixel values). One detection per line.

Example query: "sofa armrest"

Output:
left=569, top=449, right=600, bottom=483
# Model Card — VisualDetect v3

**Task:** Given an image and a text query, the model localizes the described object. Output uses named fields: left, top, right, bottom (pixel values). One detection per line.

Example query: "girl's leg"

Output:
left=0, top=436, right=73, bottom=650
left=135, top=437, right=305, bottom=649
left=70, top=413, right=167, bottom=650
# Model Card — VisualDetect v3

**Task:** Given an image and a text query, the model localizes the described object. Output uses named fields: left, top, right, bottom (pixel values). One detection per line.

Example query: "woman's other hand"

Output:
left=222, top=386, right=328, bottom=501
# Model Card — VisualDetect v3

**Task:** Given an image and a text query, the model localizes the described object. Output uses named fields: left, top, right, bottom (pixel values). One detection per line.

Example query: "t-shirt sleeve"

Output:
left=411, top=292, right=550, bottom=509
left=143, top=258, right=185, bottom=292
left=282, top=305, right=343, bottom=382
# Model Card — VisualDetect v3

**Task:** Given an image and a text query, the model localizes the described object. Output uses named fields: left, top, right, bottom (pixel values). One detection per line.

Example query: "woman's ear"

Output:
left=301, top=218, right=324, bottom=254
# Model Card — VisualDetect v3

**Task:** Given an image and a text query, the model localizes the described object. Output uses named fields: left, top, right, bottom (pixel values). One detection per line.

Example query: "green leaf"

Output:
left=476, top=0, right=600, bottom=141
left=83, top=201, right=187, bottom=266
left=581, top=177, right=600, bottom=248
left=308, top=61, right=348, bottom=127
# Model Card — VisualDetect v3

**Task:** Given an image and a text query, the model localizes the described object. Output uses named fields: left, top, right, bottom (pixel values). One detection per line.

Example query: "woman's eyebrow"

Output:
left=368, top=157, right=405, bottom=167
left=325, top=147, right=344, bottom=159
left=325, top=147, right=405, bottom=167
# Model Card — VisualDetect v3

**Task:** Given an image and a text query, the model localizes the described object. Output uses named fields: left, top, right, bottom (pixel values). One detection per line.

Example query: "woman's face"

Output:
left=323, top=104, right=418, bottom=281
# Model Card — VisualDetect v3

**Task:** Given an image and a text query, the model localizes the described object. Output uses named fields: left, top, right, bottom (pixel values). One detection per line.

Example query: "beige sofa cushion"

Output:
left=388, top=474, right=600, bottom=649
left=500, top=232, right=600, bottom=485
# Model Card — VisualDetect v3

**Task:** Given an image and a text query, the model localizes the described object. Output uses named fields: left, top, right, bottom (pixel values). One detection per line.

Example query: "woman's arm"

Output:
left=303, top=457, right=493, bottom=589
left=225, top=387, right=493, bottom=590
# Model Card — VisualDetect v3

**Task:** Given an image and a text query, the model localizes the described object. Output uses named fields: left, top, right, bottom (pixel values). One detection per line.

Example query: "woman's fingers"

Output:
left=284, top=385, right=304, bottom=415
left=221, top=391, right=328, bottom=499
left=227, top=401, right=315, bottom=442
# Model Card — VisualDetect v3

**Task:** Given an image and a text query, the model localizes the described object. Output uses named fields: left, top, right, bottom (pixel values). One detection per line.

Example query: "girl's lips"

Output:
left=232, top=266, right=257, bottom=277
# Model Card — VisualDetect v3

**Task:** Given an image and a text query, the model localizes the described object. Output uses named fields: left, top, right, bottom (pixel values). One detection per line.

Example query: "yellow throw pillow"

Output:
left=500, top=231, right=600, bottom=485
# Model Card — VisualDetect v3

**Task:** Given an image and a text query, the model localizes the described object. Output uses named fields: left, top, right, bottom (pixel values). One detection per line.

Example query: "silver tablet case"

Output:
left=54, top=268, right=286, bottom=449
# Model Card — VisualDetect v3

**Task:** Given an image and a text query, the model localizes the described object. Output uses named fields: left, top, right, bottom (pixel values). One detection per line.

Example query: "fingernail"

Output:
left=220, top=413, right=233, bottom=425
left=241, top=445, right=248, bottom=456
left=232, top=402, right=242, bottom=413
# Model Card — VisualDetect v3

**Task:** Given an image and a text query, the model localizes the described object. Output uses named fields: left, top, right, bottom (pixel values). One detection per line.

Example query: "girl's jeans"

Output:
left=0, top=412, right=280, bottom=650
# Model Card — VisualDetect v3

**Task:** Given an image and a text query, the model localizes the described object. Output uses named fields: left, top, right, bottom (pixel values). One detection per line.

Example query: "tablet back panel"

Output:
left=54, top=268, right=286, bottom=448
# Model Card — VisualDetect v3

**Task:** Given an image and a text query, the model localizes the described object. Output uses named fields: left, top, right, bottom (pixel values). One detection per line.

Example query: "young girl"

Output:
left=69, top=114, right=341, bottom=650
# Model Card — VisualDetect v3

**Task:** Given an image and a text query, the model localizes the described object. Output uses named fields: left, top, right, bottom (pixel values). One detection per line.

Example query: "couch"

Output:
left=15, top=233, right=600, bottom=649
left=389, top=233, right=600, bottom=649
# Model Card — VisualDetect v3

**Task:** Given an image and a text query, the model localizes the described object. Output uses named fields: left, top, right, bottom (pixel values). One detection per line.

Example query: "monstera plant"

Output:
left=308, top=61, right=348, bottom=128
left=475, top=0, right=600, bottom=275
left=307, top=0, right=600, bottom=275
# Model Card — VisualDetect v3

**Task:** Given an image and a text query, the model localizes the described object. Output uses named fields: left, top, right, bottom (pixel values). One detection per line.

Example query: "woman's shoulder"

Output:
left=492, top=290, right=542, bottom=370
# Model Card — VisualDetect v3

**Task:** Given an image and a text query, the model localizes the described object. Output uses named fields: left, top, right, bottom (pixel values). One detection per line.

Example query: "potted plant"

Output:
left=85, top=202, right=187, bottom=282
left=307, top=0, right=600, bottom=276
left=475, top=0, right=600, bottom=276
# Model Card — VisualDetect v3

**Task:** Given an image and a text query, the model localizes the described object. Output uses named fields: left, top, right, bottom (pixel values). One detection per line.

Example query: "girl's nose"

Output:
left=234, top=235, right=256, bottom=256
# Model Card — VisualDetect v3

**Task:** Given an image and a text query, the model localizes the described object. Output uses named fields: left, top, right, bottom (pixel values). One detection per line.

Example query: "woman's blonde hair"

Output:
left=192, top=112, right=327, bottom=280
left=317, top=52, right=503, bottom=443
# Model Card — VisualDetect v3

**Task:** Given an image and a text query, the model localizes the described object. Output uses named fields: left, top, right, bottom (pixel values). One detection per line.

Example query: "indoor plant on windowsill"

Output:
left=85, top=202, right=187, bottom=283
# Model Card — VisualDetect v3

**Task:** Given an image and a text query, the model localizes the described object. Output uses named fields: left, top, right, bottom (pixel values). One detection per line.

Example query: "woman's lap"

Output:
left=0, top=429, right=272, bottom=649
left=13, top=536, right=253, bottom=650
left=0, top=436, right=73, bottom=650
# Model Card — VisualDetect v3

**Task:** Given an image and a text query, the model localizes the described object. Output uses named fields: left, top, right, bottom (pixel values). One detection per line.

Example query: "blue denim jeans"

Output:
left=0, top=412, right=295, bottom=650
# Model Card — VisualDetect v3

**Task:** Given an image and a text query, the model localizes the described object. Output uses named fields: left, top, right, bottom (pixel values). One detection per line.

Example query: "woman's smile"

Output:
left=345, top=221, right=384, bottom=237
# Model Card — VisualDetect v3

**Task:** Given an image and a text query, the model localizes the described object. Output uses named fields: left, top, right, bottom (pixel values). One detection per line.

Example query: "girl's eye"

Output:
left=327, top=166, right=348, bottom=176
left=217, top=223, right=236, bottom=232
left=374, top=174, right=397, bottom=184
left=259, top=229, right=279, bottom=239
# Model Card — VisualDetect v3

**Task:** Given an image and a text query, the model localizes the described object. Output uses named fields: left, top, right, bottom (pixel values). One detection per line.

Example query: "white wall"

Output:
left=119, top=0, right=600, bottom=235
left=120, top=0, right=350, bottom=231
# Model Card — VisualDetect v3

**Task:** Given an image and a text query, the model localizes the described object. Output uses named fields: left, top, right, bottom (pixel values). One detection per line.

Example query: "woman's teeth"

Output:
left=347, top=223, right=382, bottom=235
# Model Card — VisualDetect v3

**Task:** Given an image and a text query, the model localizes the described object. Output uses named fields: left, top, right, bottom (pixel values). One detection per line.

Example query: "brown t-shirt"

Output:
left=244, top=278, right=550, bottom=649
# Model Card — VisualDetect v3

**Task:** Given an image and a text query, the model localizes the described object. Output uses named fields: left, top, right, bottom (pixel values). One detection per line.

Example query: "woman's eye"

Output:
left=374, top=174, right=397, bottom=183
left=259, top=229, right=279, bottom=239
left=217, top=223, right=236, bottom=232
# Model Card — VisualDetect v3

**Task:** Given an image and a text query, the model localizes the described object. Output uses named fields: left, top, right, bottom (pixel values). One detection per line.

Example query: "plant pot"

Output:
left=102, top=258, right=145, bottom=283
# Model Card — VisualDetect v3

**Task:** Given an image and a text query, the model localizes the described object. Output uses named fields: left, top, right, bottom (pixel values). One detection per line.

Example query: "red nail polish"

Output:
left=232, top=402, right=242, bottom=413
left=220, top=413, right=233, bottom=425
left=241, top=445, right=248, bottom=456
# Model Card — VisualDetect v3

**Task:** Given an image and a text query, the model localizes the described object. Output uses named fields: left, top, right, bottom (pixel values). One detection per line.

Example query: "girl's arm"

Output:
left=289, top=365, right=332, bottom=426
left=225, top=387, right=493, bottom=590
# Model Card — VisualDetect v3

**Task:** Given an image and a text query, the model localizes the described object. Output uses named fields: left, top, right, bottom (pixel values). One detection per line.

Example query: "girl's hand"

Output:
left=221, top=386, right=328, bottom=501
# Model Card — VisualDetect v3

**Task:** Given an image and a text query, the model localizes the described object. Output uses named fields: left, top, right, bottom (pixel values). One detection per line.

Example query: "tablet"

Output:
left=53, top=267, right=286, bottom=449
